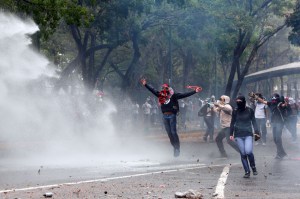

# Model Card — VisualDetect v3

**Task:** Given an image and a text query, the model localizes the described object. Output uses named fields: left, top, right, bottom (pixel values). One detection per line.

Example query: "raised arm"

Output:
left=249, top=92, right=267, bottom=105
left=176, top=86, right=202, bottom=99
left=140, top=78, right=159, bottom=97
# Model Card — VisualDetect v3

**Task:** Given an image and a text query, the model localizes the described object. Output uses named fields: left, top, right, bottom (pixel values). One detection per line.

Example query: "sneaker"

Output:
left=252, top=167, right=258, bottom=175
left=174, top=149, right=180, bottom=157
left=220, top=153, right=228, bottom=158
left=262, top=142, right=266, bottom=146
left=255, top=142, right=260, bottom=146
left=275, top=155, right=282, bottom=160
left=243, top=172, right=250, bottom=178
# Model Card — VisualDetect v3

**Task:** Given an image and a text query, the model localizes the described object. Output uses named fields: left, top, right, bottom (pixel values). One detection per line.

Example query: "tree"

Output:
left=199, top=0, right=295, bottom=98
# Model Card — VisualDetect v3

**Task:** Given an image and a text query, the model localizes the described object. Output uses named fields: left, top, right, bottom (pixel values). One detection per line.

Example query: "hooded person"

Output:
left=214, top=95, right=240, bottom=158
left=202, top=97, right=215, bottom=142
left=140, top=78, right=201, bottom=157
left=230, top=95, right=260, bottom=178
left=253, top=92, right=288, bottom=159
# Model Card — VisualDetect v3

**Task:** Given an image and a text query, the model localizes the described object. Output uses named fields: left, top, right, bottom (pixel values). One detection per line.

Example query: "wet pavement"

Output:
left=0, top=129, right=300, bottom=199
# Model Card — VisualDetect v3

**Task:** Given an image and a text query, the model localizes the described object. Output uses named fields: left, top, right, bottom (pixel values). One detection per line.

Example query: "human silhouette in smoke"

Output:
left=140, top=78, right=202, bottom=157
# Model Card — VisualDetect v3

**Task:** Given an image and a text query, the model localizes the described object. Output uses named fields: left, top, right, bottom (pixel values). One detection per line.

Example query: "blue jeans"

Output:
left=256, top=118, right=267, bottom=143
left=163, top=114, right=180, bottom=150
left=272, top=122, right=287, bottom=157
left=235, top=136, right=256, bottom=173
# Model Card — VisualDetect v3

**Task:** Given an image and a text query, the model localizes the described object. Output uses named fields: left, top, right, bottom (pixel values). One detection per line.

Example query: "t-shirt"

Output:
left=255, top=102, right=267, bottom=119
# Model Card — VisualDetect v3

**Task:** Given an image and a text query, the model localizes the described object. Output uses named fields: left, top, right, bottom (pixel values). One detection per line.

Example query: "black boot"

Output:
left=243, top=171, right=250, bottom=178
left=252, top=167, right=258, bottom=175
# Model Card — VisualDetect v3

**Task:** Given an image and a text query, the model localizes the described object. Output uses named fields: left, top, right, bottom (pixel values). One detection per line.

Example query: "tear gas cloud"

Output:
left=0, top=12, right=169, bottom=167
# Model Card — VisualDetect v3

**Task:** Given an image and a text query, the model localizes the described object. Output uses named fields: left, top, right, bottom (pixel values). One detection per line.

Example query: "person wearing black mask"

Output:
left=140, top=78, right=202, bottom=157
left=251, top=92, right=287, bottom=159
left=230, top=95, right=260, bottom=178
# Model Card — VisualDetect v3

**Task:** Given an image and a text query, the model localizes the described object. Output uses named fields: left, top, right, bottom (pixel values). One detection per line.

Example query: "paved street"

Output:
left=0, top=130, right=300, bottom=199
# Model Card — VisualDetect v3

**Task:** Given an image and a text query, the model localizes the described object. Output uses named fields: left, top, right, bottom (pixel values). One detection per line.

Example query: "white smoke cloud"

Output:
left=0, top=12, right=169, bottom=168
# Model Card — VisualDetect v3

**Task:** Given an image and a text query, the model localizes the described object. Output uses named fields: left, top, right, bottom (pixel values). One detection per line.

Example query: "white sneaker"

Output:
left=255, top=142, right=259, bottom=146
left=262, top=143, right=266, bottom=146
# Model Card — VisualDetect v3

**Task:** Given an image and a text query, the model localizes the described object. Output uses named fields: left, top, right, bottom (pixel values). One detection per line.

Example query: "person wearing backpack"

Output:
left=140, top=78, right=202, bottom=157
left=200, top=99, right=215, bottom=142
left=214, top=95, right=240, bottom=158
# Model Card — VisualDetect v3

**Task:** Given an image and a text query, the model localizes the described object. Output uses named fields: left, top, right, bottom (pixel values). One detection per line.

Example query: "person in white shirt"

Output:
left=142, top=98, right=152, bottom=131
left=254, top=93, right=268, bottom=145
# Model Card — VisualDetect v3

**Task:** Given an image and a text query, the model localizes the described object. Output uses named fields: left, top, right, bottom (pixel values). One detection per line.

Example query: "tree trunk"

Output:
left=232, top=45, right=259, bottom=99
left=121, top=29, right=141, bottom=93
left=182, top=49, right=192, bottom=91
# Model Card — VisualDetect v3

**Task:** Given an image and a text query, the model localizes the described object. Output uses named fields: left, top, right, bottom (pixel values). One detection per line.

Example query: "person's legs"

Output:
left=163, top=115, right=174, bottom=147
left=169, top=114, right=179, bottom=150
left=286, top=116, right=297, bottom=141
left=209, top=117, right=215, bottom=142
left=203, top=117, right=210, bottom=141
left=260, top=118, right=267, bottom=144
left=163, top=114, right=180, bottom=157
left=215, top=128, right=226, bottom=157
left=224, top=128, right=240, bottom=153
left=256, top=118, right=267, bottom=144
left=272, top=123, right=287, bottom=158
left=235, top=137, right=250, bottom=177
left=244, top=136, right=257, bottom=175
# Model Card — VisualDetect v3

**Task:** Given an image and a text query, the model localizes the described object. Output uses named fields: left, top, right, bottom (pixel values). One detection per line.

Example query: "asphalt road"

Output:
left=0, top=130, right=300, bottom=199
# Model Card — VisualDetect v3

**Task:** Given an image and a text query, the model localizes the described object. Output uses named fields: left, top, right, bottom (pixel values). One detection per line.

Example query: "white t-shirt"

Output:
left=255, top=102, right=267, bottom=119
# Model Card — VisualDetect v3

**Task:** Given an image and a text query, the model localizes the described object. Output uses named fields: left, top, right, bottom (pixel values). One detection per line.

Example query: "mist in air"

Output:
left=0, top=12, right=169, bottom=167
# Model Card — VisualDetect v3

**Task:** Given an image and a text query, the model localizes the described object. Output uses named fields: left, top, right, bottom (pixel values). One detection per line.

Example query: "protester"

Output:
left=254, top=93, right=268, bottom=145
left=140, top=78, right=202, bottom=157
left=214, top=95, right=240, bottom=158
left=230, top=95, right=260, bottom=178
left=253, top=93, right=288, bottom=159
left=142, top=98, right=152, bottom=132
left=200, top=99, right=215, bottom=142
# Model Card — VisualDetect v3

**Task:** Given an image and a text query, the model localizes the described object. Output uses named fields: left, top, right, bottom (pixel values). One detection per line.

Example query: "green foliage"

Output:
left=287, top=0, right=300, bottom=46
left=0, top=0, right=92, bottom=40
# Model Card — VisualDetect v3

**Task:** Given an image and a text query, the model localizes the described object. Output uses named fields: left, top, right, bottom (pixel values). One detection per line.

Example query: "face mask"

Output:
left=236, top=101, right=245, bottom=109
left=271, top=96, right=279, bottom=104
left=236, top=96, right=246, bottom=110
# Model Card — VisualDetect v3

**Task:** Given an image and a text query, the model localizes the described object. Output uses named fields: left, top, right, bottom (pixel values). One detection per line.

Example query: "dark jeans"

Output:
left=256, top=118, right=267, bottom=143
left=163, top=114, right=180, bottom=150
left=215, top=127, right=240, bottom=155
left=204, top=116, right=214, bottom=141
left=235, top=136, right=256, bottom=173
left=272, top=122, right=287, bottom=157
left=285, top=116, right=298, bottom=141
